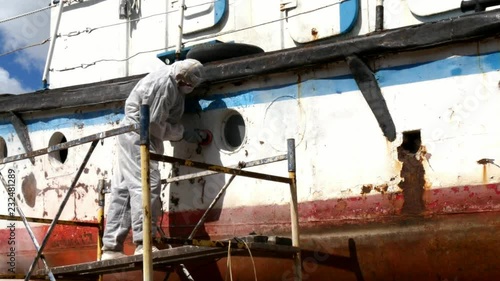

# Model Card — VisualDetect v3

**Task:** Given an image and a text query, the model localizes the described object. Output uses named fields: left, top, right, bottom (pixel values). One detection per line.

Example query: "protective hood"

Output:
left=171, top=59, right=204, bottom=89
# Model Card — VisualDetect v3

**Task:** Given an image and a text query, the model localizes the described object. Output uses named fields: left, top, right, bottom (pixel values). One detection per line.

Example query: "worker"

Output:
left=101, top=59, right=206, bottom=260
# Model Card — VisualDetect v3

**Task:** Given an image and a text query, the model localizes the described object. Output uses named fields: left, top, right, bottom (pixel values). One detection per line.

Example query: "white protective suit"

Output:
left=102, top=59, right=204, bottom=251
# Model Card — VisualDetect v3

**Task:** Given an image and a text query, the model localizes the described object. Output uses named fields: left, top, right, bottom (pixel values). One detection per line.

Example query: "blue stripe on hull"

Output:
left=199, top=51, right=500, bottom=110
left=0, top=52, right=499, bottom=133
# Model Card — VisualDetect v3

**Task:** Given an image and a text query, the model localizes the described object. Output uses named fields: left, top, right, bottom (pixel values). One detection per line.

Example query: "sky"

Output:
left=0, top=0, right=51, bottom=95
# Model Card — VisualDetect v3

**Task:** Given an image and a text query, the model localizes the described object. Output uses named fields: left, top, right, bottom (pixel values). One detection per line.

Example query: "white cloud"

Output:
left=0, top=67, right=32, bottom=94
left=0, top=1, right=51, bottom=71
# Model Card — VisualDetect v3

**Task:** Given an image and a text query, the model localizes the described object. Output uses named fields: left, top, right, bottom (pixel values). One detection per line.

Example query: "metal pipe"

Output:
left=0, top=173, right=56, bottom=281
left=162, top=155, right=287, bottom=184
left=189, top=174, right=237, bottom=239
left=0, top=214, right=99, bottom=227
left=151, top=153, right=291, bottom=184
left=97, top=179, right=105, bottom=281
left=0, top=124, right=138, bottom=165
left=287, top=139, right=302, bottom=281
left=25, top=140, right=99, bottom=281
left=375, top=0, right=384, bottom=32
left=140, top=103, right=153, bottom=281
left=42, top=0, right=64, bottom=89
left=175, top=0, right=186, bottom=61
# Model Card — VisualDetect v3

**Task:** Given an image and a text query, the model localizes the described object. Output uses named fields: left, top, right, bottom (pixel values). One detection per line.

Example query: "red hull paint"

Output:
left=0, top=183, right=499, bottom=280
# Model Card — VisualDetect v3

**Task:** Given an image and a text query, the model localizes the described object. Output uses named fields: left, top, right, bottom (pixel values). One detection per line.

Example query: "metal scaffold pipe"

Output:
left=42, top=0, right=64, bottom=88
left=140, top=102, right=153, bottom=281
left=287, top=138, right=302, bottom=281
left=25, top=140, right=99, bottom=281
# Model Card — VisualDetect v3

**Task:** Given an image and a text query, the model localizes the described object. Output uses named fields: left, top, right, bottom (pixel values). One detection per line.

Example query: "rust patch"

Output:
left=311, top=28, right=319, bottom=40
left=21, top=173, right=37, bottom=208
left=170, top=195, right=180, bottom=207
left=361, top=184, right=373, bottom=195
left=374, top=184, right=389, bottom=194
left=398, top=131, right=425, bottom=215
left=483, top=164, right=488, bottom=184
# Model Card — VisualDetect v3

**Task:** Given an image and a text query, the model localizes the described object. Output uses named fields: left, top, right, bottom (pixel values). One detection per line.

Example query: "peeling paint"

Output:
left=374, top=183, right=389, bottom=194
left=361, top=184, right=373, bottom=195
left=21, top=172, right=37, bottom=208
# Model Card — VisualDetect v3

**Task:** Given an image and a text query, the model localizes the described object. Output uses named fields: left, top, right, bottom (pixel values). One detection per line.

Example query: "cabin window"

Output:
left=48, top=132, right=68, bottom=164
left=281, top=0, right=359, bottom=43
left=0, top=137, right=7, bottom=158
left=222, top=111, right=246, bottom=150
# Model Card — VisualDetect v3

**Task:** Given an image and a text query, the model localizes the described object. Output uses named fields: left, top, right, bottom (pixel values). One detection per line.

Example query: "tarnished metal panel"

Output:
left=182, top=0, right=226, bottom=34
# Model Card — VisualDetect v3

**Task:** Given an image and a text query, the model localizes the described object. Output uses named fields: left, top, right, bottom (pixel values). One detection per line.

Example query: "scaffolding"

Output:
left=0, top=104, right=302, bottom=280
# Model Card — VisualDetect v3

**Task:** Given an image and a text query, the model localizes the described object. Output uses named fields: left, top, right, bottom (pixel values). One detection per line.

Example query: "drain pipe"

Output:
left=175, top=0, right=186, bottom=61
left=42, top=0, right=64, bottom=89
left=375, top=0, right=384, bottom=32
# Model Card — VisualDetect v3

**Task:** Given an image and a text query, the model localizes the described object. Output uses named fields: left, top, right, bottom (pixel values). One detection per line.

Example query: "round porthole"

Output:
left=0, top=137, right=7, bottom=158
left=48, top=132, right=68, bottom=164
left=222, top=111, right=246, bottom=150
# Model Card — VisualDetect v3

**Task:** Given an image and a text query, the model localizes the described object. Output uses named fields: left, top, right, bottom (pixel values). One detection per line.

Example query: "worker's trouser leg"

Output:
left=102, top=131, right=162, bottom=250
left=102, top=181, right=131, bottom=252
left=131, top=162, right=161, bottom=244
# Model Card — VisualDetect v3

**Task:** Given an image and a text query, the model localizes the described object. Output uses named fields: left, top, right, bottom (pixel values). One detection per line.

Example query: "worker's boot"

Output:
left=134, top=244, right=160, bottom=255
left=101, top=250, right=127, bottom=260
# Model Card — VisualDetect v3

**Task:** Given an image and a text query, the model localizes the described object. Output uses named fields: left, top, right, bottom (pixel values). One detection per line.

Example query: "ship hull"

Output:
left=1, top=10, right=500, bottom=280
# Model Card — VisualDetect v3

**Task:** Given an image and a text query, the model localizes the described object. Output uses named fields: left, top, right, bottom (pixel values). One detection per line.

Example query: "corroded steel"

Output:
left=0, top=173, right=56, bottom=281
left=25, top=140, right=99, bottom=281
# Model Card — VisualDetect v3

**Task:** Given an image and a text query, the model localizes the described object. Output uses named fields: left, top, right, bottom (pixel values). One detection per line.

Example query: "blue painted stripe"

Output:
left=199, top=52, right=500, bottom=110
left=214, top=0, right=226, bottom=25
left=0, top=109, right=124, bottom=136
left=339, top=0, right=359, bottom=34
left=1, top=52, right=500, bottom=134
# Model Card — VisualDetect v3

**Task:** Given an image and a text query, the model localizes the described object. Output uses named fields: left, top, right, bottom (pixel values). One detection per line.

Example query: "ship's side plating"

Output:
left=1, top=0, right=500, bottom=280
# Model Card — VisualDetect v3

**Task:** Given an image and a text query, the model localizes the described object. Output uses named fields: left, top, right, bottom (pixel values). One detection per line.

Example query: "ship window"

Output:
left=223, top=111, right=246, bottom=150
left=0, top=137, right=7, bottom=158
left=49, top=132, right=68, bottom=164
left=401, top=130, right=421, bottom=154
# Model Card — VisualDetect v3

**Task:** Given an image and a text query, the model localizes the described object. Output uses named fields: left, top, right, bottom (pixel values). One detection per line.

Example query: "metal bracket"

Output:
left=9, top=112, right=35, bottom=165
left=280, top=0, right=297, bottom=11
left=346, top=55, right=396, bottom=142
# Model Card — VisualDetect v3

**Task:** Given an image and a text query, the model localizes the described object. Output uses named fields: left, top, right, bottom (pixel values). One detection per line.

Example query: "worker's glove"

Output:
left=182, top=129, right=205, bottom=144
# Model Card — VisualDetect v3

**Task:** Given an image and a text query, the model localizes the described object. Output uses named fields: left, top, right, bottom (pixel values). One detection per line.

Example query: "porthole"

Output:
left=222, top=111, right=246, bottom=150
left=0, top=137, right=7, bottom=158
left=48, top=132, right=68, bottom=164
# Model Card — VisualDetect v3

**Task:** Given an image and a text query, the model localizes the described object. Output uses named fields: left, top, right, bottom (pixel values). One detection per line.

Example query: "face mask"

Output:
left=179, top=85, right=194, bottom=94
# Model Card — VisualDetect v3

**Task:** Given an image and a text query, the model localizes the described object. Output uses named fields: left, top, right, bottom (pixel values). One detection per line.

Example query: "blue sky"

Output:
left=0, top=1, right=50, bottom=94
